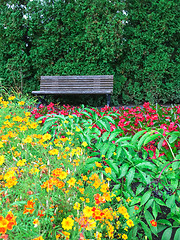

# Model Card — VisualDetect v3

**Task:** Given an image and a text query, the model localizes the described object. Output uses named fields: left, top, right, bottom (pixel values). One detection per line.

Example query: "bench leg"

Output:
left=106, top=94, right=111, bottom=107
left=35, top=95, right=48, bottom=108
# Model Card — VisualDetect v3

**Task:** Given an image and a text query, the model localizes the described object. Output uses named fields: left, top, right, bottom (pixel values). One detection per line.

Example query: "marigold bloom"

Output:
left=73, top=202, right=80, bottom=210
left=122, top=234, right=128, bottom=240
left=105, top=167, right=111, bottom=174
left=61, top=217, right=74, bottom=230
left=126, top=219, right=134, bottom=227
left=0, top=155, right=5, bottom=165
left=32, top=236, right=44, bottom=240
left=48, top=149, right=59, bottom=155
left=67, top=177, right=76, bottom=186
left=83, top=206, right=93, bottom=218
left=134, top=205, right=139, bottom=210
left=150, top=219, right=157, bottom=227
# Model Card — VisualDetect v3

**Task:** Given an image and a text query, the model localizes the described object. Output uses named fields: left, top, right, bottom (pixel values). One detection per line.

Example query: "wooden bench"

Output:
left=32, top=75, right=113, bottom=106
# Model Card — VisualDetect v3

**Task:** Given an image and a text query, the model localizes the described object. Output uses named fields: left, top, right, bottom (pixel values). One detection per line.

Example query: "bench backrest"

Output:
left=40, top=75, right=113, bottom=94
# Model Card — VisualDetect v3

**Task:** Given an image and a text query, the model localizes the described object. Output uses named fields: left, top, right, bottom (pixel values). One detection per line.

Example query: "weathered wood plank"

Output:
left=41, top=75, right=113, bottom=80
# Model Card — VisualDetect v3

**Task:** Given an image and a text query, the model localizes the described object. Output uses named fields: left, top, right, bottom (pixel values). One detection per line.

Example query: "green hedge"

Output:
left=0, top=0, right=179, bottom=105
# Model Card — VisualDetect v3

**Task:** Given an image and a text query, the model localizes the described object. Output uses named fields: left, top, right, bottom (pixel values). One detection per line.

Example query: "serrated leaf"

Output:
left=100, top=142, right=110, bottom=156
left=126, top=167, right=135, bottom=186
left=116, top=137, right=132, bottom=144
left=161, top=227, right=172, bottom=240
left=140, top=190, right=152, bottom=206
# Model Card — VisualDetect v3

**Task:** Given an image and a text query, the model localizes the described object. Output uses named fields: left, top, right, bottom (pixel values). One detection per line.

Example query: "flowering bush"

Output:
left=0, top=94, right=179, bottom=240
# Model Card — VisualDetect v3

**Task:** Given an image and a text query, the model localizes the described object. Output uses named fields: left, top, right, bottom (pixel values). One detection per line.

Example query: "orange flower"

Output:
left=23, top=200, right=35, bottom=214
left=150, top=219, right=157, bottom=227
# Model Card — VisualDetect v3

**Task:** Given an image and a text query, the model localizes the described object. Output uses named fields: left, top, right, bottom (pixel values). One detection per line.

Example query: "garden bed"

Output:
left=0, top=94, right=179, bottom=240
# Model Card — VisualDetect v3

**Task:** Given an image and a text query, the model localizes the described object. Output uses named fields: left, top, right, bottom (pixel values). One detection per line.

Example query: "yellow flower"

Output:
left=73, top=202, right=80, bottom=210
left=81, top=141, right=88, bottom=147
left=122, top=234, right=128, bottom=240
left=61, top=217, right=74, bottom=230
left=48, top=149, right=59, bottom=155
left=0, top=155, right=5, bottom=165
left=67, top=177, right=76, bottom=186
left=18, top=101, right=25, bottom=105
left=126, top=197, right=131, bottom=203
left=17, top=159, right=26, bottom=167
left=83, top=206, right=93, bottom=218
left=126, top=219, right=134, bottom=227
left=75, top=126, right=81, bottom=132
left=8, top=96, right=16, bottom=100
left=105, top=167, right=111, bottom=174
left=0, top=141, right=4, bottom=148
left=24, top=136, right=32, bottom=143
left=116, top=197, right=121, bottom=202
left=95, top=162, right=102, bottom=168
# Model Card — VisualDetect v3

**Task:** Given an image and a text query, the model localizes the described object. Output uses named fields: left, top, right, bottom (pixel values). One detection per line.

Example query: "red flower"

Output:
left=150, top=220, right=157, bottom=227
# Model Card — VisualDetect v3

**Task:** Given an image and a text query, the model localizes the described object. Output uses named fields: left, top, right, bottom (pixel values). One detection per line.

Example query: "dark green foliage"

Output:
left=120, top=0, right=180, bottom=104
left=0, top=0, right=179, bottom=105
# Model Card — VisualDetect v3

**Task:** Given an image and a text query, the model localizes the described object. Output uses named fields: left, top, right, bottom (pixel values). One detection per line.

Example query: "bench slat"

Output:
left=41, top=75, right=113, bottom=80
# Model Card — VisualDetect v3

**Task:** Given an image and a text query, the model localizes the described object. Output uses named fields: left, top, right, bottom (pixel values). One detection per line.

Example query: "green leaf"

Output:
left=116, top=137, right=132, bottom=144
left=144, top=199, right=154, bottom=211
left=166, top=195, right=175, bottom=208
left=145, top=210, right=158, bottom=236
left=103, top=115, right=115, bottom=124
left=102, top=132, right=110, bottom=142
left=155, top=198, right=166, bottom=206
left=139, top=220, right=152, bottom=240
left=158, top=138, right=164, bottom=150
left=126, top=167, right=135, bottom=186
left=106, top=144, right=116, bottom=158
left=174, top=228, right=180, bottom=240
left=105, top=159, right=119, bottom=175
left=118, top=163, right=129, bottom=178
left=140, top=190, right=152, bottom=206
left=152, top=202, right=158, bottom=219
left=108, top=131, right=118, bottom=142
left=96, top=119, right=110, bottom=131
left=161, top=227, right=172, bottom=240
left=169, top=134, right=178, bottom=144
left=144, top=133, right=161, bottom=145
left=131, top=130, right=146, bottom=145
left=136, top=184, right=144, bottom=195
left=100, top=142, right=110, bottom=156
left=136, top=162, right=155, bottom=169
left=158, top=219, right=172, bottom=227
left=138, top=131, right=154, bottom=150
